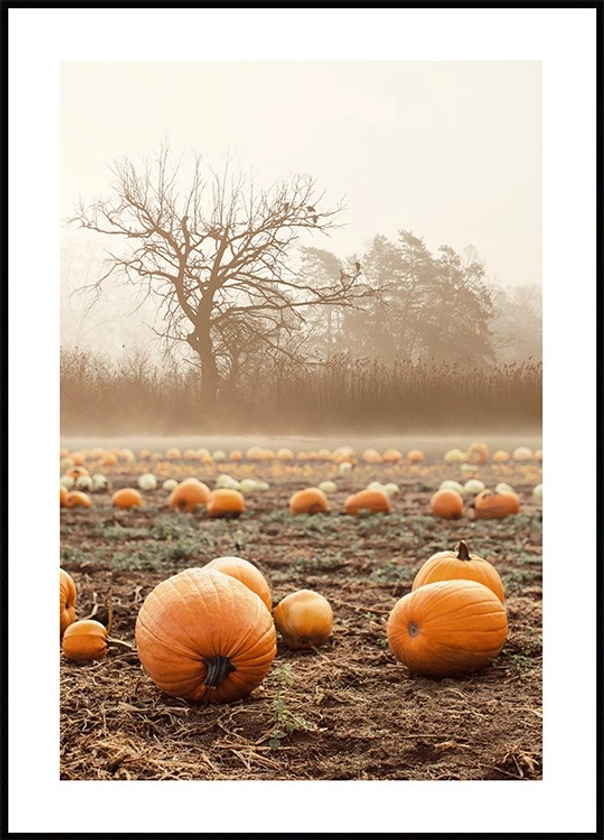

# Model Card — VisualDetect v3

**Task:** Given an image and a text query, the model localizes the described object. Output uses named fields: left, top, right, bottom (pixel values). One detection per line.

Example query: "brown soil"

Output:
left=60, top=447, right=543, bottom=782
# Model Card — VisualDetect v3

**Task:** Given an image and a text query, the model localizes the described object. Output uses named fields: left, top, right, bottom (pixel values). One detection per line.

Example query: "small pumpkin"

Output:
left=386, top=579, right=508, bottom=678
left=62, top=619, right=108, bottom=661
left=382, top=448, right=403, bottom=463
left=60, top=484, right=69, bottom=507
left=273, top=589, right=333, bottom=650
left=63, top=490, right=92, bottom=509
left=206, top=488, right=245, bottom=518
left=492, top=449, right=510, bottom=463
left=473, top=489, right=520, bottom=519
left=429, top=488, right=464, bottom=519
left=135, top=567, right=277, bottom=704
left=137, top=473, right=158, bottom=491
left=407, top=449, right=424, bottom=463
left=168, top=477, right=211, bottom=512
left=205, top=556, right=272, bottom=611
left=112, top=487, right=143, bottom=509
left=60, top=568, right=77, bottom=638
left=465, top=442, right=489, bottom=464
left=412, top=540, right=505, bottom=603
left=289, top=487, right=330, bottom=515
left=344, top=488, right=391, bottom=515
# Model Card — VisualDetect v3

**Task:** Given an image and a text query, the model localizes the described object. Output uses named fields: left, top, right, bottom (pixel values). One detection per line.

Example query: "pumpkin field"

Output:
left=59, top=436, right=543, bottom=783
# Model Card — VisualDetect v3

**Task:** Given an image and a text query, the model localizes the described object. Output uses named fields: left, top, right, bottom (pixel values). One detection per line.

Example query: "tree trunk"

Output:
left=187, top=326, right=220, bottom=429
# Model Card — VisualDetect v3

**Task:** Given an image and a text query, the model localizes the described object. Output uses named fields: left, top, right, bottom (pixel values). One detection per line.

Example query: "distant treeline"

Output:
left=60, top=347, right=542, bottom=436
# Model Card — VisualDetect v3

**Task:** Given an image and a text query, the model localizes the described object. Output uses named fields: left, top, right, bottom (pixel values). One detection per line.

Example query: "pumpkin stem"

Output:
left=203, top=654, right=236, bottom=688
left=456, top=541, right=471, bottom=562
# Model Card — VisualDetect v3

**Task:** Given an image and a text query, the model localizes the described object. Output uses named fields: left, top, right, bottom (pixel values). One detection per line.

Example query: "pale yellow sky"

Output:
left=61, top=60, right=542, bottom=287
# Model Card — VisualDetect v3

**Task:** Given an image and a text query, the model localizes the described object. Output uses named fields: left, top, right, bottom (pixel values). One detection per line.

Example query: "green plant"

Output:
left=267, top=665, right=317, bottom=749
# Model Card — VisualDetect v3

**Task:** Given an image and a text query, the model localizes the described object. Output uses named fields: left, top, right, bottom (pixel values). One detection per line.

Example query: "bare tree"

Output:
left=67, top=144, right=372, bottom=426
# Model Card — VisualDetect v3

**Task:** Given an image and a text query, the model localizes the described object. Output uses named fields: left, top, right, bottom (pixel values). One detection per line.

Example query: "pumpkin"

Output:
left=205, top=556, right=272, bottom=611
left=60, top=568, right=77, bottom=637
left=165, top=447, right=182, bottom=460
left=289, top=487, right=330, bottom=515
left=386, top=579, right=508, bottom=677
left=135, top=567, right=277, bottom=704
left=463, top=479, right=486, bottom=495
left=466, top=442, right=489, bottom=464
left=66, top=465, right=90, bottom=480
left=407, top=449, right=424, bottom=463
left=344, top=488, right=391, bottom=515
left=429, top=488, right=464, bottom=519
left=473, top=489, right=520, bottom=519
left=443, top=448, right=466, bottom=463
left=362, top=448, right=382, bottom=464
left=382, top=448, right=403, bottom=463
left=439, top=479, right=465, bottom=495
left=317, top=480, right=338, bottom=495
left=273, top=589, right=333, bottom=650
left=63, top=490, right=92, bottom=509
left=512, top=446, right=533, bottom=461
left=492, top=449, right=510, bottom=463
left=112, top=487, right=143, bottom=509
left=62, top=619, right=108, bottom=661
left=60, top=485, right=69, bottom=507
left=206, top=488, right=245, bottom=518
left=412, top=540, right=505, bottom=602
left=137, top=473, right=157, bottom=491
left=168, top=477, right=211, bottom=512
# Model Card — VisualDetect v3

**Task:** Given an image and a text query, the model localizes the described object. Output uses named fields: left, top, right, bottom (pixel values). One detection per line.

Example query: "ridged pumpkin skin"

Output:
left=62, top=619, right=108, bottom=661
left=412, top=541, right=505, bottom=603
left=289, top=487, right=330, bottom=515
left=135, top=568, right=277, bottom=704
left=112, top=487, right=143, bottom=509
left=273, top=589, right=333, bottom=650
left=387, top=579, right=508, bottom=678
left=344, top=488, right=391, bottom=515
left=473, top=489, right=520, bottom=519
left=205, top=556, right=272, bottom=611
left=206, top=488, right=245, bottom=518
left=60, top=568, right=77, bottom=638
left=429, top=488, right=464, bottom=519
left=168, top=478, right=211, bottom=512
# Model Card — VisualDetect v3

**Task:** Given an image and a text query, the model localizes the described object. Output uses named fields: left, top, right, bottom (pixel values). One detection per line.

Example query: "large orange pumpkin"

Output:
left=60, top=485, right=69, bottom=507
left=344, top=488, right=391, bottom=515
left=60, top=568, right=77, bottom=638
left=112, top=487, right=143, bottom=509
left=473, top=489, right=520, bottom=519
left=135, top=568, right=277, bottom=704
left=386, top=579, right=508, bottom=678
left=289, top=487, right=330, bottom=515
left=62, top=619, right=108, bottom=661
left=206, top=488, right=246, bottom=518
left=412, top=540, right=505, bottom=603
left=168, top=477, right=211, bottom=512
left=429, top=488, right=464, bottom=519
left=205, top=556, right=272, bottom=611
left=273, top=589, right=333, bottom=650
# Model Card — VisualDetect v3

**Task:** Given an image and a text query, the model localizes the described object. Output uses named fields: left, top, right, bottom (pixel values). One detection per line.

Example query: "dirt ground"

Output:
left=59, top=442, right=543, bottom=782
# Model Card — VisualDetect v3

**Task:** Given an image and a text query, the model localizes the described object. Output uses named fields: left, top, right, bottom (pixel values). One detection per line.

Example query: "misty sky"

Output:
left=61, top=60, right=541, bottom=289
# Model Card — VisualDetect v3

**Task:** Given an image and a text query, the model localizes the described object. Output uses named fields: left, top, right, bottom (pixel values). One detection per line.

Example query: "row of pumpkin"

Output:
left=60, top=475, right=532, bottom=520
left=60, top=441, right=541, bottom=468
left=60, top=541, right=509, bottom=704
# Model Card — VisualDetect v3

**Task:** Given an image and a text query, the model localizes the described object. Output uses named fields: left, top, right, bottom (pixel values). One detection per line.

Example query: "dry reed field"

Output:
left=60, top=439, right=543, bottom=783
